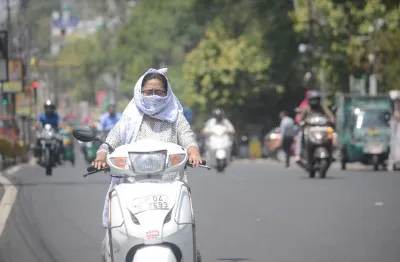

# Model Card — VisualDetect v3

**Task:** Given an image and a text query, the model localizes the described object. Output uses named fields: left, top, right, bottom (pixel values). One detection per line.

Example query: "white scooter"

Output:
left=205, top=124, right=232, bottom=172
left=72, top=126, right=210, bottom=262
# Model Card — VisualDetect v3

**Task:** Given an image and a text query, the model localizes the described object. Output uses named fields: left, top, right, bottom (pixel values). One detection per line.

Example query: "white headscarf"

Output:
left=119, top=68, right=183, bottom=144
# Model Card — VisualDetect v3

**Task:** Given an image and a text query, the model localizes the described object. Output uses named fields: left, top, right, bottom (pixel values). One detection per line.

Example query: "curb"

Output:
left=0, top=153, right=32, bottom=238
left=0, top=168, right=19, bottom=237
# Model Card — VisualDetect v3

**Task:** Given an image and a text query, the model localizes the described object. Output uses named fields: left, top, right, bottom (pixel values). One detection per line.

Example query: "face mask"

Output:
left=139, top=95, right=170, bottom=116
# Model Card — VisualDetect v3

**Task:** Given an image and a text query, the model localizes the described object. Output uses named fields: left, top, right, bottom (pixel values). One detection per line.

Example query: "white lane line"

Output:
left=0, top=168, right=20, bottom=237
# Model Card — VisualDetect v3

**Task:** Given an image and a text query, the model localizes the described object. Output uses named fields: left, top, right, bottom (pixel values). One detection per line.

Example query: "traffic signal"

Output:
left=2, top=94, right=8, bottom=105
left=32, top=80, right=38, bottom=89
left=32, top=80, right=38, bottom=104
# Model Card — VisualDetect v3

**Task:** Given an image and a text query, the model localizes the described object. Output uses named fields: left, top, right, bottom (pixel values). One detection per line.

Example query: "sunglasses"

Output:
left=141, top=89, right=167, bottom=97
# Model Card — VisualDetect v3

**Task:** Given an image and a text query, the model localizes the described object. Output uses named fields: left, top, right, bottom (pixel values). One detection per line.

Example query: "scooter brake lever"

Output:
left=199, top=165, right=211, bottom=170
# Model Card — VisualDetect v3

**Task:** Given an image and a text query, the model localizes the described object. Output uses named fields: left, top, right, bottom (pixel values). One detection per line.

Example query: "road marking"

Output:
left=0, top=170, right=18, bottom=237
left=374, top=202, right=384, bottom=207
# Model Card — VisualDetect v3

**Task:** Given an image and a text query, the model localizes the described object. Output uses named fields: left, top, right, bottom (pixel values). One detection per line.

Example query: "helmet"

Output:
left=212, top=108, right=224, bottom=121
left=44, top=100, right=56, bottom=113
left=307, top=90, right=321, bottom=107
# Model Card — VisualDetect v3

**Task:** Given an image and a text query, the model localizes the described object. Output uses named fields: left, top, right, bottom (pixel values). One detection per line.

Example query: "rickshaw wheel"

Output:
left=340, top=148, right=347, bottom=170
left=372, top=155, right=379, bottom=171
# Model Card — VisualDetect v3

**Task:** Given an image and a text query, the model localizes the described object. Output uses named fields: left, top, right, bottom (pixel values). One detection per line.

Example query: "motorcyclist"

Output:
left=97, top=104, right=122, bottom=133
left=34, top=100, right=63, bottom=163
left=202, top=108, right=235, bottom=135
left=295, top=90, right=335, bottom=162
left=295, top=90, right=311, bottom=124
left=202, top=108, right=236, bottom=161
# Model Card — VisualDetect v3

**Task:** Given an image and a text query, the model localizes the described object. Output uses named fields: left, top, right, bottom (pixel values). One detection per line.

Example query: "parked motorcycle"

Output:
left=205, top=124, right=232, bottom=172
left=298, top=113, right=334, bottom=178
left=72, top=126, right=210, bottom=262
left=38, top=124, right=61, bottom=176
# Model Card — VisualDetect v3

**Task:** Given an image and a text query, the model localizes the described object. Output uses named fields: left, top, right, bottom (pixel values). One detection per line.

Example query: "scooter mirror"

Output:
left=72, top=125, right=96, bottom=142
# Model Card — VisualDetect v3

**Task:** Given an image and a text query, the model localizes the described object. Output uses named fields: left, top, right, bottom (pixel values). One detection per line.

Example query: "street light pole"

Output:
left=369, top=18, right=384, bottom=96
left=306, top=0, right=315, bottom=90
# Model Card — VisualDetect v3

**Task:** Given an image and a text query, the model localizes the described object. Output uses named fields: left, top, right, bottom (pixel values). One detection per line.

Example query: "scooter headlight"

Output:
left=128, top=150, right=167, bottom=174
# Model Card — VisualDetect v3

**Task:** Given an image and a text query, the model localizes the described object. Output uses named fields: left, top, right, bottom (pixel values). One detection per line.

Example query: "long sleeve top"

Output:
left=98, top=112, right=197, bottom=154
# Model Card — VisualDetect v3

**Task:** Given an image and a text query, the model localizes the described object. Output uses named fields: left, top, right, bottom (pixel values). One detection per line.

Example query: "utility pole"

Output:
left=4, top=0, right=11, bottom=116
left=306, top=0, right=315, bottom=90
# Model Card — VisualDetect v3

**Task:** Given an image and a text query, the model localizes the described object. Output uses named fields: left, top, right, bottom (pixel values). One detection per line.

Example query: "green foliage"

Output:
left=291, top=0, right=400, bottom=94
left=115, top=0, right=204, bottom=98
left=184, top=18, right=271, bottom=119
left=34, top=0, right=399, bottom=131
left=57, top=33, right=112, bottom=103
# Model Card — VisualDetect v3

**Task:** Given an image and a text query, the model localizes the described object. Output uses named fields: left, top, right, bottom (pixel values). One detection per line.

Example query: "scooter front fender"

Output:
left=132, top=245, right=177, bottom=262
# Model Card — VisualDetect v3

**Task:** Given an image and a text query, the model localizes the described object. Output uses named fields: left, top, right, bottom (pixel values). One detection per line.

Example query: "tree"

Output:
left=184, top=18, right=273, bottom=128
left=57, top=33, right=111, bottom=103
left=115, top=0, right=205, bottom=99
left=290, top=0, right=400, bottom=96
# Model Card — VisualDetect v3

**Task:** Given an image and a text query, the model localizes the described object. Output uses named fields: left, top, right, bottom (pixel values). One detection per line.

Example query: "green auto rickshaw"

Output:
left=336, top=94, right=392, bottom=171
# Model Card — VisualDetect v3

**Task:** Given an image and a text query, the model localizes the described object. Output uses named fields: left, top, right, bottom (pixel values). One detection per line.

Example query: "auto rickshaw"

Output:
left=336, top=94, right=392, bottom=171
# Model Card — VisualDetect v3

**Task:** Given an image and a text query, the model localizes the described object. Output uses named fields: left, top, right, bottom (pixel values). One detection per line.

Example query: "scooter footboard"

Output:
left=132, top=245, right=178, bottom=262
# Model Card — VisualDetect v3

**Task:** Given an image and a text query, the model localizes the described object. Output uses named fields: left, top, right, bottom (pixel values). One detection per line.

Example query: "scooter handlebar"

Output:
left=83, top=166, right=110, bottom=177
left=186, top=160, right=211, bottom=170
left=85, top=160, right=210, bottom=176
left=87, top=166, right=97, bottom=172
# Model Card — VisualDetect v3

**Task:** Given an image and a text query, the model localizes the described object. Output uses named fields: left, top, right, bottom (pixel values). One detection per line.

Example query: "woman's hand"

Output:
left=188, top=146, right=202, bottom=167
left=92, top=151, right=108, bottom=169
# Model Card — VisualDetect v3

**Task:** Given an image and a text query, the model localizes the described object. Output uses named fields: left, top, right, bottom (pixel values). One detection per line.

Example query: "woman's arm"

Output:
left=176, top=112, right=202, bottom=166
left=176, top=113, right=197, bottom=149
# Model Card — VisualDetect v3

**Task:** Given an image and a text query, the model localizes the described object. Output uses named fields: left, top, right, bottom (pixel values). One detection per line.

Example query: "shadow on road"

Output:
left=298, top=176, right=346, bottom=180
left=217, top=259, right=253, bottom=262
left=4, top=180, right=108, bottom=187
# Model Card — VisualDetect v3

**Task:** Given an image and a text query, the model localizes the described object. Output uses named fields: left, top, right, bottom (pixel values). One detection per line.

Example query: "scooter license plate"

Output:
left=132, top=195, right=169, bottom=213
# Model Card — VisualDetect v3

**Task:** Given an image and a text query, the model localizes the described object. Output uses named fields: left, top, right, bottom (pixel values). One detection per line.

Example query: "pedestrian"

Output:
left=279, top=111, right=295, bottom=168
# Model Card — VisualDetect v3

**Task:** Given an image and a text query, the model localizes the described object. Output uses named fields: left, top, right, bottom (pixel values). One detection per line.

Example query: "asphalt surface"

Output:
left=1, top=155, right=400, bottom=262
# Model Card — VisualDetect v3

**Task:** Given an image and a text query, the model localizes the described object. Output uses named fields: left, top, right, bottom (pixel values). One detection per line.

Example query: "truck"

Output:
left=335, top=94, right=392, bottom=171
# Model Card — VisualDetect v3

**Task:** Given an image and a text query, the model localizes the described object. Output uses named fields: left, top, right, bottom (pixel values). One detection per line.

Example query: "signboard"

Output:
left=2, top=59, right=23, bottom=93
left=15, top=92, right=30, bottom=116
left=0, top=31, right=8, bottom=82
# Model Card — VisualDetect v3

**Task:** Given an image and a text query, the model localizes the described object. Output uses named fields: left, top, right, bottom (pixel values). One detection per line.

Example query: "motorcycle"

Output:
left=298, top=113, right=334, bottom=178
left=205, top=124, right=232, bottom=172
left=72, top=125, right=210, bottom=262
left=38, top=124, right=60, bottom=176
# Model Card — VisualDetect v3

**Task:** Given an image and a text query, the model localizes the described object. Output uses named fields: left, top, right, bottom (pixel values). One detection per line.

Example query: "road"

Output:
left=0, top=155, right=400, bottom=262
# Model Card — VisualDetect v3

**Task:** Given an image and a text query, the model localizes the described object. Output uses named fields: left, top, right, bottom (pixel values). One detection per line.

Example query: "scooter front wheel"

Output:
left=319, top=159, right=329, bottom=178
